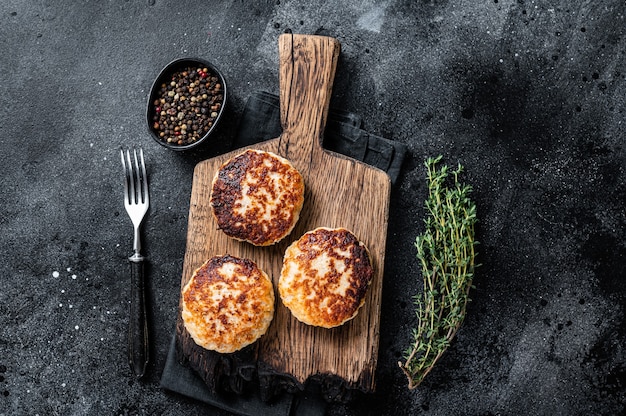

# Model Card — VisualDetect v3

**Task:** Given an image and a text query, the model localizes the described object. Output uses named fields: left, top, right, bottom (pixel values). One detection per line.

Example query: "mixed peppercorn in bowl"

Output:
left=147, top=58, right=227, bottom=151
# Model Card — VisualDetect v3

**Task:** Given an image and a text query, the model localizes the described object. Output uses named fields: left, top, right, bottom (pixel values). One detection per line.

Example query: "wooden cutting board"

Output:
left=176, top=33, right=391, bottom=394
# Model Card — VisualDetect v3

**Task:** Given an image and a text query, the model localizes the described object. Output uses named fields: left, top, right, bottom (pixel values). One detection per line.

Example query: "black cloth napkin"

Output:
left=232, top=91, right=406, bottom=184
left=160, top=91, right=407, bottom=415
left=161, top=336, right=326, bottom=416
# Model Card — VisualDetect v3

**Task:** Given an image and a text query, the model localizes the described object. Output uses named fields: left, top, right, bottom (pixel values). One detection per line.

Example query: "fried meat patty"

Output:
left=210, top=149, right=304, bottom=246
left=278, top=227, right=373, bottom=328
left=182, top=255, right=275, bottom=353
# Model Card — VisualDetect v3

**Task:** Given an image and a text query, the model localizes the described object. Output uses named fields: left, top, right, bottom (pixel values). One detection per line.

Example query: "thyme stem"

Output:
left=399, top=155, right=478, bottom=390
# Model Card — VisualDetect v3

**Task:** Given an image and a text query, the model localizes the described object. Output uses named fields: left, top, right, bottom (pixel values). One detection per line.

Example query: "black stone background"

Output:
left=1, top=1, right=625, bottom=415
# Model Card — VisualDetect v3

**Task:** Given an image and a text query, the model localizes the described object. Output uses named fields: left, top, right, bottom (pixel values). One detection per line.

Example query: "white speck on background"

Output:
left=432, top=15, right=444, bottom=23
left=356, top=3, right=388, bottom=33
left=74, top=325, right=79, bottom=330
left=72, top=274, right=77, bottom=280
left=66, top=267, right=72, bottom=272
left=52, top=271, right=60, bottom=278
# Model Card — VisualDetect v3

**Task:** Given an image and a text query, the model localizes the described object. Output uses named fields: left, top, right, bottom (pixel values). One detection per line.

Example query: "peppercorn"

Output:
left=150, top=64, right=224, bottom=146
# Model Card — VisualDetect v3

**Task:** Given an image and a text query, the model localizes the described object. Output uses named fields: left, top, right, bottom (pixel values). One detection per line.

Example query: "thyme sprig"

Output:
left=399, top=155, right=478, bottom=390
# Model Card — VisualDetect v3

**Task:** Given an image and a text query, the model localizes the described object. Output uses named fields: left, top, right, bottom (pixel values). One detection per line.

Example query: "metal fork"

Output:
left=120, top=148, right=149, bottom=379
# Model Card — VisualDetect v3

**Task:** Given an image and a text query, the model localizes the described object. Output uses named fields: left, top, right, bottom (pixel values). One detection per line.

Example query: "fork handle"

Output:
left=128, top=254, right=149, bottom=379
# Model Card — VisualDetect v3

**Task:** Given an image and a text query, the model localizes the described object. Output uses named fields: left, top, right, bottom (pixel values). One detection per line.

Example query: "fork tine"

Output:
left=121, top=149, right=130, bottom=205
left=121, top=148, right=149, bottom=206
left=127, top=149, right=136, bottom=205
left=138, top=148, right=149, bottom=204
left=133, top=149, right=142, bottom=204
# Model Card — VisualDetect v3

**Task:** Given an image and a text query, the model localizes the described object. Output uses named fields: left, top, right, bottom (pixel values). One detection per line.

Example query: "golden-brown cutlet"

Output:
left=279, top=227, right=373, bottom=328
left=182, top=254, right=275, bottom=353
left=210, top=149, right=305, bottom=246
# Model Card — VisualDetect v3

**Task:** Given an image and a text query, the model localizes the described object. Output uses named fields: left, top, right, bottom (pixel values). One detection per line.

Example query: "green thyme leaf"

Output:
left=398, top=156, right=478, bottom=390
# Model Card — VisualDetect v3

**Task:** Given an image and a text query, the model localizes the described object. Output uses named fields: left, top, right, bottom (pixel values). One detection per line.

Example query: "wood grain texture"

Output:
left=176, top=34, right=391, bottom=394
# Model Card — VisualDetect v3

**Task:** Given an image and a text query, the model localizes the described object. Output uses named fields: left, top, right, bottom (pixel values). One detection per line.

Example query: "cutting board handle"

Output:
left=277, top=33, right=341, bottom=164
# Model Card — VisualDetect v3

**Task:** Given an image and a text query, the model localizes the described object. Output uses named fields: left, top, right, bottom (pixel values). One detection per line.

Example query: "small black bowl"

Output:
left=146, top=57, right=227, bottom=151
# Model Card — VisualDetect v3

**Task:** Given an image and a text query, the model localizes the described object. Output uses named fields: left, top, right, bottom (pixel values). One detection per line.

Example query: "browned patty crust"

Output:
left=182, top=254, right=275, bottom=353
left=210, top=149, right=304, bottom=246
left=279, top=227, right=374, bottom=328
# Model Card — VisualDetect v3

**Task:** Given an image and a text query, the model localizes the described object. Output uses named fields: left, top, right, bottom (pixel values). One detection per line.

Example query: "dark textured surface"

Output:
left=1, top=1, right=625, bottom=415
